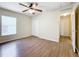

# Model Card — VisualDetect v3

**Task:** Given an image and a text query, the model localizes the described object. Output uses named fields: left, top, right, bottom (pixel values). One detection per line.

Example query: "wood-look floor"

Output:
left=0, top=36, right=76, bottom=57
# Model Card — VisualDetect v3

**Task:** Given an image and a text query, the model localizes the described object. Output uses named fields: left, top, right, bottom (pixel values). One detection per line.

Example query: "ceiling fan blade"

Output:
left=19, top=3, right=29, bottom=8
left=19, top=3, right=33, bottom=9
left=19, top=3, right=43, bottom=13
left=35, top=3, right=38, bottom=6
left=22, top=9, right=29, bottom=12
left=34, top=9, right=42, bottom=12
left=29, top=3, right=33, bottom=7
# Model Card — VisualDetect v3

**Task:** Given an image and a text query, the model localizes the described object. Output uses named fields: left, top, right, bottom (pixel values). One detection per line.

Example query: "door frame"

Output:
left=71, top=3, right=79, bottom=52
left=75, top=4, right=79, bottom=54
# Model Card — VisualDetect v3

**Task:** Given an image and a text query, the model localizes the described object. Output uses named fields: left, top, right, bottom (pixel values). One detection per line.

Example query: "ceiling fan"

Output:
left=19, top=2, right=42, bottom=14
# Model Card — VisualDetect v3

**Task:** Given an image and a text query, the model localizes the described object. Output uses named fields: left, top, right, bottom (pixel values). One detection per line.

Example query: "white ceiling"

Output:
left=0, top=2, right=75, bottom=16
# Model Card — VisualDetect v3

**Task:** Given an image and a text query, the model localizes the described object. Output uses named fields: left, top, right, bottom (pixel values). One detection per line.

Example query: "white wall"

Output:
left=0, top=8, right=32, bottom=43
left=32, top=11, right=60, bottom=42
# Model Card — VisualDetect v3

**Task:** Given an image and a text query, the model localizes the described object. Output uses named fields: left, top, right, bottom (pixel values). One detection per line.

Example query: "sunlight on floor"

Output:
left=1, top=42, right=17, bottom=57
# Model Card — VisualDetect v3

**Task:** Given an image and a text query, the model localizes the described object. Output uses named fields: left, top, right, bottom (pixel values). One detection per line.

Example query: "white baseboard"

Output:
left=32, top=35, right=59, bottom=42
left=0, top=35, right=32, bottom=44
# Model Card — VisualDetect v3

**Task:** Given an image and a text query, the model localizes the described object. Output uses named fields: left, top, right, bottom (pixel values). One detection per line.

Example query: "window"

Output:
left=1, top=15, right=16, bottom=36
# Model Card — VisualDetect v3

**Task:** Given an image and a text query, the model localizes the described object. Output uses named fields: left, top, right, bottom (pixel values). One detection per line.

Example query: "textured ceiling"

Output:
left=0, top=2, right=75, bottom=16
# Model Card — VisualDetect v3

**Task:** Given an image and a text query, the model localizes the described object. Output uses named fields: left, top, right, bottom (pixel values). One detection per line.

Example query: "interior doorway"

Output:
left=59, top=13, right=72, bottom=42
